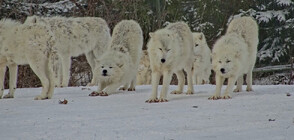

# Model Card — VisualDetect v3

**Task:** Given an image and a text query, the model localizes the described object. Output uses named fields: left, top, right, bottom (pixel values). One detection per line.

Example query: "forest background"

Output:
left=0, top=0, right=293, bottom=87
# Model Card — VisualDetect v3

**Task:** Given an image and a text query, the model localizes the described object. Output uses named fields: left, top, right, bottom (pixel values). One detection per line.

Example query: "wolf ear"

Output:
left=199, top=33, right=203, bottom=40
left=170, top=33, right=177, bottom=40
left=149, top=32, right=155, bottom=38
left=32, top=17, right=37, bottom=23
left=235, top=51, right=240, bottom=58
left=95, top=59, right=100, bottom=64
left=27, top=16, right=37, bottom=23
left=211, top=52, right=216, bottom=59
left=117, top=63, right=124, bottom=68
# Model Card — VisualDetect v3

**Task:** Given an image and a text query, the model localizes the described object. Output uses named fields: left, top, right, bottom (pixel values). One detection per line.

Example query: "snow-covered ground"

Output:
left=0, top=85, right=293, bottom=140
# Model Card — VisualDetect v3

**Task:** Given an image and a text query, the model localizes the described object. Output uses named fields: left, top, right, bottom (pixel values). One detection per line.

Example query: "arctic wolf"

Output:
left=209, top=16, right=258, bottom=100
left=146, top=22, right=195, bottom=103
left=89, top=20, right=143, bottom=96
left=192, top=32, right=212, bottom=85
left=25, top=16, right=111, bottom=87
left=136, top=50, right=151, bottom=85
left=0, top=19, right=56, bottom=100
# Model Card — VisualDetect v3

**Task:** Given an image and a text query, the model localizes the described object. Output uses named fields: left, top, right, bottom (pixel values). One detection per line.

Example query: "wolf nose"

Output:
left=161, top=58, right=166, bottom=63
left=220, top=68, right=225, bottom=73
left=103, top=70, right=107, bottom=74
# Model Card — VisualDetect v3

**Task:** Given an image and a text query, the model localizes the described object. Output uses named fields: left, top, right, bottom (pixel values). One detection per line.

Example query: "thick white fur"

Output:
left=92, top=20, right=143, bottom=95
left=146, top=22, right=194, bottom=102
left=136, top=50, right=151, bottom=85
left=192, top=32, right=212, bottom=85
left=209, top=16, right=258, bottom=99
left=25, top=16, right=111, bottom=87
left=0, top=19, right=56, bottom=100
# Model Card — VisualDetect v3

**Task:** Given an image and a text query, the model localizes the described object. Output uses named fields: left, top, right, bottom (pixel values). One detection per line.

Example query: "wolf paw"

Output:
left=158, top=98, right=168, bottom=102
left=246, top=87, right=253, bottom=92
left=222, top=95, right=232, bottom=99
left=186, top=90, right=194, bottom=95
left=145, top=98, right=159, bottom=103
left=208, top=95, right=221, bottom=100
left=233, top=88, right=242, bottom=92
left=119, top=87, right=127, bottom=91
left=3, top=94, right=14, bottom=99
left=89, top=91, right=108, bottom=96
left=34, top=95, right=49, bottom=100
left=170, top=90, right=183, bottom=94
left=128, top=88, right=135, bottom=91
left=89, top=91, right=99, bottom=96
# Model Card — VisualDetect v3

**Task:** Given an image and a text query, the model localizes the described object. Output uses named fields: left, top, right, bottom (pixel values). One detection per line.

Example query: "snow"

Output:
left=276, top=0, right=293, bottom=6
left=2, top=0, right=77, bottom=16
left=1, top=85, right=294, bottom=140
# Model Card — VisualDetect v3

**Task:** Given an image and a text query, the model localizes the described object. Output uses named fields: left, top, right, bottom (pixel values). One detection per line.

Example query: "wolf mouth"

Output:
left=102, top=74, right=109, bottom=77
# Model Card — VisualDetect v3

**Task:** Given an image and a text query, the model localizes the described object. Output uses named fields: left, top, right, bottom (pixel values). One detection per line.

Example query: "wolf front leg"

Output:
left=102, top=82, right=124, bottom=96
left=222, top=76, right=238, bottom=99
left=89, top=81, right=107, bottom=96
left=158, top=71, right=172, bottom=102
left=0, top=63, right=6, bottom=99
left=3, top=64, right=17, bottom=98
left=209, top=75, right=225, bottom=100
left=146, top=71, right=160, bottom=103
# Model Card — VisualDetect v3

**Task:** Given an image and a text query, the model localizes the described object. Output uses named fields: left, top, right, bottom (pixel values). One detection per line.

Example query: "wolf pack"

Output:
left=0, top=16, right=258, bottom=103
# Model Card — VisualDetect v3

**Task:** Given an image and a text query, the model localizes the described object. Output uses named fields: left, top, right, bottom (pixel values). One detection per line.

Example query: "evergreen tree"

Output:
left=235, top=0, right=294, bottom=66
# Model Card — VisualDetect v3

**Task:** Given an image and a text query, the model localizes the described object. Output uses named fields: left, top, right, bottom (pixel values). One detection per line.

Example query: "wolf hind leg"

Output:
left=234, top=75, right=243, bottom=92
left=0, top=62, right=7, bottom=99
left=171, top=70, right=184, bottom=94
left=185, top=67, right=194, bottom=94
left=3, top=64, right=17, bottom=98
left=27, top=55, right=52, bottom=100
left=128, top=77, right=136, bottom=91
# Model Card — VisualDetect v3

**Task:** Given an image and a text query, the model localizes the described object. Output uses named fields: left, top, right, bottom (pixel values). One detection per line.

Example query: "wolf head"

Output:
left=192, top=32, right=208, bottom=55
left=212, top=33, right=245, bottom=77
left=148, top=30, right=177, bottom=64
left=94, top=52, right=125, bottom=81
left=212, top=52, right=237, bottom=76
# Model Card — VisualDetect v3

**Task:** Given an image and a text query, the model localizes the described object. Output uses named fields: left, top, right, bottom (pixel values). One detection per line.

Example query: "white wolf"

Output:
left=0, top=19, right=56, bottom=100
left=146, top=22, right=195, bottom=103
left=25, top=16, right=111, bottom=87
left=89, top=20, right=143, bottom=96
left=209, top=16, right=258, bottom=100
left=192, top=32, right=212, bottom=85
left=136, top=50, right=152, bottom=85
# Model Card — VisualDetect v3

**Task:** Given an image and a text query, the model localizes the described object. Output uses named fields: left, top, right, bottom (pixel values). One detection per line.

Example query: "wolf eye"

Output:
left=226, top=60, right=231, bottom=63
left=167, top=49, right=171, bottom=52
left=101, top=66, right=104, bottom=68
left=109, top=67, right=113, bottom=69
left=195, top=44, right=199, bottom=47
left=159, top=48, right=162, bottom=51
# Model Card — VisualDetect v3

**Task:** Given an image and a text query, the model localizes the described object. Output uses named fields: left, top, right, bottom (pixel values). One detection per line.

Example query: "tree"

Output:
left=234, top=0, right=294, bottom=66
